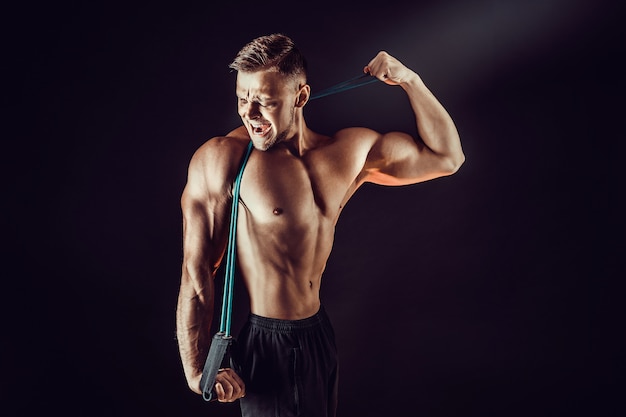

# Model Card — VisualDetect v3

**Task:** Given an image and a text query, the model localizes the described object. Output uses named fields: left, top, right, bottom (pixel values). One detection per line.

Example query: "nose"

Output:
left=240, top=101, right=261, bottom=120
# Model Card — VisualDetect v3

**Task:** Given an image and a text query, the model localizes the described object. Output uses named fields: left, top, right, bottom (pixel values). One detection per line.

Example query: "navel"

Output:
left=273, top=207, right=283, bottom=215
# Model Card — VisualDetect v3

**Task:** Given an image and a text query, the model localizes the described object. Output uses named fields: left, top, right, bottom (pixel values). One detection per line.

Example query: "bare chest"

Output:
left=238, top=149, right=353, bottom=225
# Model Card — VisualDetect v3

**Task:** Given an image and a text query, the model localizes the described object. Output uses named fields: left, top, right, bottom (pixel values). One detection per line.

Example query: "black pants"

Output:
left=231, top=306, right=339, bottom=417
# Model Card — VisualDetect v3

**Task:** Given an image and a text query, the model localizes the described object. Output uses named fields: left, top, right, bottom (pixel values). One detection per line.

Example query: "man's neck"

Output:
left=277, top=117, right=315, bottom=157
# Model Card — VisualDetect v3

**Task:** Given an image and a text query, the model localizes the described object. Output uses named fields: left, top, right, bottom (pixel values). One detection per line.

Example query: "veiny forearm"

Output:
left=176, top=267, right=215, bottom=392
left=401, top=74, right=464, bottom=170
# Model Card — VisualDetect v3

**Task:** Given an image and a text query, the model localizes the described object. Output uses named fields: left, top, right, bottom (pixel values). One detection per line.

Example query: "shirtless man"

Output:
left=176, top=33, right=464, bottom=417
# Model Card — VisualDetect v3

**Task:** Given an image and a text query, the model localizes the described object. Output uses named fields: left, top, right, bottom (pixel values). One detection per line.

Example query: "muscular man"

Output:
left=176, top=33, right=464, bottom=417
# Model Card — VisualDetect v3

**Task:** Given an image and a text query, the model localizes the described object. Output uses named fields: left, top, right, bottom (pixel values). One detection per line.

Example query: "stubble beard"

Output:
left=258, top=107, right=295, bottom=151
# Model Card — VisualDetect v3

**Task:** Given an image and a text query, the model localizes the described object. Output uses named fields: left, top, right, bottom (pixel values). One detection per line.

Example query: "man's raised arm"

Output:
left=363, top=51, right=464, bottom=185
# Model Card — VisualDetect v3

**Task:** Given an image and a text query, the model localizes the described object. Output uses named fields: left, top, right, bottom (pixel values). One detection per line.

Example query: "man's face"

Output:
left=236, top=70, right=299, bottom=151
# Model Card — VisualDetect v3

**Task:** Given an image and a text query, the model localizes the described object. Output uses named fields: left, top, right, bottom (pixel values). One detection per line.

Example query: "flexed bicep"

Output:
left=363, top=130, right=450, bottom=185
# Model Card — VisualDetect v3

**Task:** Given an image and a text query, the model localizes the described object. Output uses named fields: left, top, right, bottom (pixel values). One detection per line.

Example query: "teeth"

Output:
left=250, top=122, right=270, bottom=136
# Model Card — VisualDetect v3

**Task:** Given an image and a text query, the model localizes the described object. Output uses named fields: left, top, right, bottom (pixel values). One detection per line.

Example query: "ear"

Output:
left=295, top=84, right=310, bottom=108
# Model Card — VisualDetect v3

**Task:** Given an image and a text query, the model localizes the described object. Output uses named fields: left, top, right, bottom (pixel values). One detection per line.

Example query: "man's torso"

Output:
left=213, top=127, right=375, bottom=319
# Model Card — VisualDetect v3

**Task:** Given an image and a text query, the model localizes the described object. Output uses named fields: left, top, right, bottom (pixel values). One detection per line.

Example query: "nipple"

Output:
left=273, top=207, right=283, bottom=215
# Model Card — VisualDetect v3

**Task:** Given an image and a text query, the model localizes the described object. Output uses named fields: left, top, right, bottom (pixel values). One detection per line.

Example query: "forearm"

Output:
left=401, top=74, right=464, bottom=168
left=176, top=271, right=214, bottom=393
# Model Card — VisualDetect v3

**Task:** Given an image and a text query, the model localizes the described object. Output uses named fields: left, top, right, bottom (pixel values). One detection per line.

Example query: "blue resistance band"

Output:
left=219, top=140, right=254, bottom=336
left=310, top=73, right=379, bottom=100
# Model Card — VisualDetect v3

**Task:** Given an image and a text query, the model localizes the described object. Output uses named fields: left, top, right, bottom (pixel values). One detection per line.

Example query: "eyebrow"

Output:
left=236, top=82, right=277, bottom=98
left=236, top=90, right=274, bottom=102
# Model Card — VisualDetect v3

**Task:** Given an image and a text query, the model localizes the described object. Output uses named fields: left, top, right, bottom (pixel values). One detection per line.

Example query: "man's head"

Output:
left=230, top=34, right=310, bottom=150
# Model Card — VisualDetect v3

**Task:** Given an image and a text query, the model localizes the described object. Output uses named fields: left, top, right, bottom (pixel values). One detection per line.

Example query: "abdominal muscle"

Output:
left=235, top=208, right=335, bottom=320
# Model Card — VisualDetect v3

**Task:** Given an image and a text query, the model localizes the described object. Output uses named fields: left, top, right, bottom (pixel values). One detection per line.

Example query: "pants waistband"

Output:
left=248, top=305, right=328, bottom=332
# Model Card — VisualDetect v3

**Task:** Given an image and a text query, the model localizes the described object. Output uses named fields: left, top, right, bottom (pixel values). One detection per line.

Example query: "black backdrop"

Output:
left=5, top=0, right=624, bottom=416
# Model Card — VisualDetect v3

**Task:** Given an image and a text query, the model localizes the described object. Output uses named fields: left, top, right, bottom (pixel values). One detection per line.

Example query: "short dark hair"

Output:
left=229, top=33, right=307, bottom=81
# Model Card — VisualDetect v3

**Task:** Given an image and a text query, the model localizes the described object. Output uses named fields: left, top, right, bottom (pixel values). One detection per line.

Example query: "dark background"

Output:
left=4, top=0, right=624, bottom=416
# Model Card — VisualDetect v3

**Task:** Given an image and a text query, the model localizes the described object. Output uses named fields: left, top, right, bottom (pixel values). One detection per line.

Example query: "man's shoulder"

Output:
left=191, top=128, right=250, bottom=163
left=185, top=128, right=250, bottom=190
left=332, top=126, right=378, bottom=141
left=323, top=127, right=380, bottom=154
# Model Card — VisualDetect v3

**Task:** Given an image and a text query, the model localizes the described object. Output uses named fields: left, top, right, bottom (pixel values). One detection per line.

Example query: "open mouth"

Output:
left=250, top=122, right=272, bottom=137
